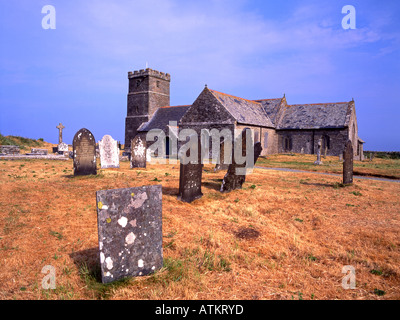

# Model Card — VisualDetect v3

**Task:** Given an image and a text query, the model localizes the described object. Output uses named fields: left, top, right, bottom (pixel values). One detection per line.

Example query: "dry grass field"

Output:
left=0, top=154, right=399, bottom=300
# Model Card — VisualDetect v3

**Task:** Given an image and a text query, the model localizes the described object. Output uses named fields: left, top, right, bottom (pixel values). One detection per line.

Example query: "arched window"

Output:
left=284, top=136, right=292, bottom=152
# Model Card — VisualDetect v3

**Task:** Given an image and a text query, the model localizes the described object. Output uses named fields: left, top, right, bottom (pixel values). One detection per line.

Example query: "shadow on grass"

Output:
left=202, top=181, right=222, bottom=191
left=162, top=186, right=179, bottom=196
left=69, top=247, right=133, bottom=299
left=300, top=181, right=352, bottom=188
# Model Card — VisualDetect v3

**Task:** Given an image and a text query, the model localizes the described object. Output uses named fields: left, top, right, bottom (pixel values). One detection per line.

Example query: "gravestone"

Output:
left=96, top=185, right=163, bottom=284
left=99, top=135, right=120, bottom=169
left=254, top=142, right=263, bottom=164
left=177, top=134, right=203, bottom=203
left=300, top=147, right=304, bottom=154
left=72, top=128, right=97, bottom=176
left=369, top=152, right=375, bottom=162
left=220, top=128, right=253, bottom=193
left=314, top=138, right=323, bottom=165
left=214, top=139, right=232, bottom=172
left=56, top=123, right=65, bottom=144
left=343, top=140, right=353, bottom=184
left=131, top=135, right=147, bottom=168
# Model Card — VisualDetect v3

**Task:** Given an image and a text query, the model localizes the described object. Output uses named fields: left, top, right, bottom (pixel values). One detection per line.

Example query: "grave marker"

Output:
left=314, top=138, right=323, bottom=165
left=177, top=134, right=203, bottom=203
left=343, top=140, right=353, bottom=184
left=73, top=128, right=97, bottom=176
left=220, top=128, right=254, bottom=193
left=96, top=185, right=163, bottom=284
left=214, top=138, right=231, bottom=172
left=131, top=135, right=147, bottom=168
left=99, top=135, right=120, bottom=169
left=56, top=123, right=65, bottom=144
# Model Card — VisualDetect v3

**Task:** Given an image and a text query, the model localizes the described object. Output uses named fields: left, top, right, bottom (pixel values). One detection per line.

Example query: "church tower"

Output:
left=124, top=68, right=171, bottom=149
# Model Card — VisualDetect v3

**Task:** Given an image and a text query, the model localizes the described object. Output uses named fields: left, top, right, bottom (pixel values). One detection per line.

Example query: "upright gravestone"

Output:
left=177, top=134, right=203, bottom=203
left=131, top=135, right=147, bottom=168
left=99, top=135, right=120, bottom=169
left=314, top=138, right=323, bottom=165
left=214, top=138, right=232, bottom=172
left=96, top=185, right=163, bottom=284
left=220, top=128, right=254, bottom=193
left=254, top=142, right=263, bottom=164
left=343, top=140, right=354, bottom=185
left=73, top=128, right=97, bottom=176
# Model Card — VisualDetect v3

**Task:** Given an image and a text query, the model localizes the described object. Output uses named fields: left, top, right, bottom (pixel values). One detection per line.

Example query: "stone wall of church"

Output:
left=276, top=129, right=349, bottom=156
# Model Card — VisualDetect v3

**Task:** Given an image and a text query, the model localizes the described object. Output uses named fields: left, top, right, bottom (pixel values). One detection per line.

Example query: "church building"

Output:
left=124, top=68, right=364, bottom=160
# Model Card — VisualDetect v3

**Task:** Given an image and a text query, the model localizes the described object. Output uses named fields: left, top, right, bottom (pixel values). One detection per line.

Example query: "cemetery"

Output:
left=0, top=132, right=400, bottom=300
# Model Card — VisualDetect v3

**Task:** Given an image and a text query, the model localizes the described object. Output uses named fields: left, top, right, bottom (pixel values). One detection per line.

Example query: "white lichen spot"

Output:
left=138, top=259, right=144, bottom=268
left=152, top=266, right=155, bottom=270
left=118, top=216, right=128, bottom=228
left=125, top=232, right=136, bottom=245
left=139, top=272, right=142, bottom=276
left=99, top=241, right=103, bottom=250
left=100, top=252, right=105, bottom=263
left=102, top=205, right=109, bottom=210
left=144, top=233, right=147, bottom=236
left=105, top=257, right=113, bottom=270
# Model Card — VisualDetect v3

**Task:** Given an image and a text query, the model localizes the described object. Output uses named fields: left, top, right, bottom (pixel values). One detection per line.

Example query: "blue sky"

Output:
left=0, top=0, right=399, bottom=151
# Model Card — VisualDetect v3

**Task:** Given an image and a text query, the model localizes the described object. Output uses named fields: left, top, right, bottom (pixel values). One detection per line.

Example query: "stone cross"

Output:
left=56, top=123, right=65, bottom=144
left=343, top=140, right=354, bottom=184
left=220, top=128, right=254, bottom=193
left=96, top=185, right=163, bottom=284
left=214, top=138, right=231, bottom=172
left=314, top=138, right=323, bottom=165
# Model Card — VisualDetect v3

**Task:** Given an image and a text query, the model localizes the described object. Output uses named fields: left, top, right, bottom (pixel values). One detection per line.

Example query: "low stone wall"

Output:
left=0, top=145, right=20, bottom=155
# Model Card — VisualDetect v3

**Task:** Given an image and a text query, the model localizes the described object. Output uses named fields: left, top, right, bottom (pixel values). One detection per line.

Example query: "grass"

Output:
left=256, top=153, right=400, bottom=179
left=0, top=154, right=399, bottom=300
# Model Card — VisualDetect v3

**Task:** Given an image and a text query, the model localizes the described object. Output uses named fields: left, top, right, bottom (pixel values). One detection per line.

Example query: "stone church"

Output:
left=125, top=68, right=364, bottom=160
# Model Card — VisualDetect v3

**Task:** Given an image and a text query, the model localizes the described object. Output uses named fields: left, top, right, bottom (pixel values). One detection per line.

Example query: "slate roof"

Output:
left=276, top=102, right=352, bottom=130
left=209, top=89, right=274, bottom=128
left=138, top=105, right=191, bottom=132
left=254, top=98, right=284, bottom=126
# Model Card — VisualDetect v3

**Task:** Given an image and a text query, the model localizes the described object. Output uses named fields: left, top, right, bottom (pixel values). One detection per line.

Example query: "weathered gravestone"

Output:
left=72, top=128, right=97, bottom=176
left=220, top=128, right=254, bottom=193
left=343, top=140, right=353, bottom=185
left=177, top=134, right=203, bottom=203
left=214, top=138, right=232, bottom=172
left=254, top=142, right=263, bottom=164
left=314, top=138, right=323, bottom=165
left=96, top=185, right=163, bottom=284
left=130, top=135, right=147, bottom=168
left=99, top=135, right=120, bottom=169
